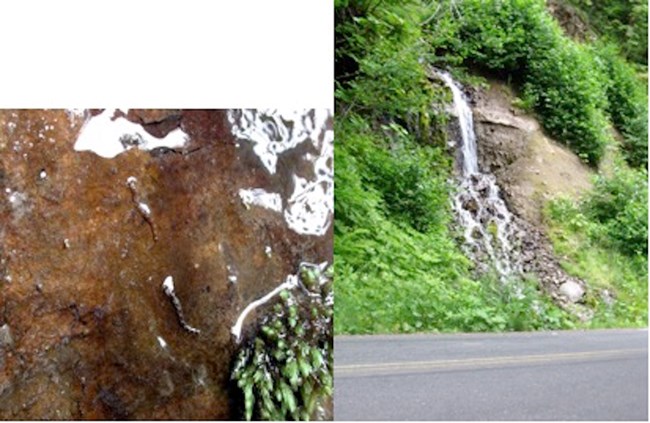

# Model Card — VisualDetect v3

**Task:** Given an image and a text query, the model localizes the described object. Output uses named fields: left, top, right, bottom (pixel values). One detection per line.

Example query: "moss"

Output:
left=231, top=264, right=333, bottom=421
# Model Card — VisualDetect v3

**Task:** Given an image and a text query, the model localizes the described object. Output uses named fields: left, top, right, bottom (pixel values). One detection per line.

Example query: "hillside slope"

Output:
left=335, top=0, right=647, bottom=334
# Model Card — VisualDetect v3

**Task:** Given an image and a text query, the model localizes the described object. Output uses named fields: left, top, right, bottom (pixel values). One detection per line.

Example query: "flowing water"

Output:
left=436, top=71, right=522, bottom=281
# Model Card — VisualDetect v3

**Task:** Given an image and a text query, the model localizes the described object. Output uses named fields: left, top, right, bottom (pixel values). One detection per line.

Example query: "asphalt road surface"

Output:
left=334, top=329, right=648, bottom=420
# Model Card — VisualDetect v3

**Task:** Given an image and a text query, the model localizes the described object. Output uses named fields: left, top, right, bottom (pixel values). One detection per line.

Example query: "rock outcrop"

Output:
left=470, top=82, right=593, bottom=310
left=0, top=109, right=333, bottom=419
left=472, top=81, right=593, bottom=225
left=436, top=72, right=592, bottom=310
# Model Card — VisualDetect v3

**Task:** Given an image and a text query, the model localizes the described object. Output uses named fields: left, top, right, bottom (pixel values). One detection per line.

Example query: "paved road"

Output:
left=334, top=329, right=648, bottom=420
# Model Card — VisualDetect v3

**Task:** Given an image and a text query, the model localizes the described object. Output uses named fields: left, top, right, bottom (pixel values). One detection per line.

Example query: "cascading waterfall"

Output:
left=436, top=70, right=522, bottom=281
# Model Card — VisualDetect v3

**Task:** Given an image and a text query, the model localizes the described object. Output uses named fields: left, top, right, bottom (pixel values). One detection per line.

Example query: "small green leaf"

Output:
left=283, top=360, right=300, bottom=388
left=279, top=381, right=297, bottom=414
left=310, top=348, right=324, bottom=369
left=243, top=385, right=254, bottom=421
left=288, top=316, right=297, bottom=328
left=298, top=358, right=313, bottom=378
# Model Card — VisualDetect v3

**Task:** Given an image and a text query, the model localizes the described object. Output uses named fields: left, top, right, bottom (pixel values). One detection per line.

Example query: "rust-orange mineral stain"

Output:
left=0, top=109, right=333, bottom=419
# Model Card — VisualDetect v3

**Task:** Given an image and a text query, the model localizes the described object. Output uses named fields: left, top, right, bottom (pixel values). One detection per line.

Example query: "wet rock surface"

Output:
left=439, top=75, right=590, bottom=314
left=0, top=109, right=333, bottom=419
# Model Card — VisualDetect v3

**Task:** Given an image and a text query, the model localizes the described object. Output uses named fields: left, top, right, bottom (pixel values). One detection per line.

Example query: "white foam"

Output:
left=74, top=109, right=188, bottom=159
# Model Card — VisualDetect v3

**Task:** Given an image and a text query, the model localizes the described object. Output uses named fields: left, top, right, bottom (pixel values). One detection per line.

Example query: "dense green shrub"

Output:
left=454, top=0, right=552, bottom=74
left=522, top=41, right=610, bottom=165
left=568, top=0, right=648, bottom=65
left=335, top=0, right=449, bottom=141
left=436, top=0, right=611, bottom=165
left=365, top=125, right=451, bottom=232
left=593, top=43, right=648, bottom=167
left=335, top=117, right=451, bottom=233
left=584, top=168, right=648, bottom=256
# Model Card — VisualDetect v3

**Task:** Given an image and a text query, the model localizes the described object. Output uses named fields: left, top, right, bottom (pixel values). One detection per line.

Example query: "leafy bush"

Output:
left=335, top=0, right=448, bottom=140
left=584, top=167, right=648, bottom=256
left=593, top=43, right=648, bottom=167
left=568, top=0, right=648, bottom=65
left=336, top=117, right=451, bottom=233
left=454, top=0, right=552, bottom=74
left=523, top=41, right=610, bottom=165
left=438, top=0, right=611, bottom=165
left=231, top=266, right=333, bottom=421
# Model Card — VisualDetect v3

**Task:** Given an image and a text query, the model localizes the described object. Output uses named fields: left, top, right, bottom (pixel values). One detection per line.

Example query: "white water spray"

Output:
left=436, top=70, right=522, bottom=280
left=437, top=72, right=479, bottom=176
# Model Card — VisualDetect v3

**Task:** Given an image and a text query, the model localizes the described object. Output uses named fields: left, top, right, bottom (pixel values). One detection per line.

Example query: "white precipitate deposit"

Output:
left=231, top=274, right=299, bottom=343
left=229, top=109, right=334, bottom=236
left=238, top=188, right=283, bottom=212
left=227, top=109, right=329, bottom=175
left=157, top=336, right=168, bottom=349
left=162, top=275, right=201, bottom=335
left=162, top=275, right=175, bottom=295
left=138, top=202, right=151, bottom=216
left=73, top=109, right=188, bottom=158
left=284, top=124, right=333, bottom=236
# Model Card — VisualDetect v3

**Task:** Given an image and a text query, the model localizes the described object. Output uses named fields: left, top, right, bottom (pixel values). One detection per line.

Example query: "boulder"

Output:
left=559, top=281, right=585, bottom=303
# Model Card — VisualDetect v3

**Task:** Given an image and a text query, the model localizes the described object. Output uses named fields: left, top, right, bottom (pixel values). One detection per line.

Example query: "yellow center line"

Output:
left=335, top=348, right=647, bottom=376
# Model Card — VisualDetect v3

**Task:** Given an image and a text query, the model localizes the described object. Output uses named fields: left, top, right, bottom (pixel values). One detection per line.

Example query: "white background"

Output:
left=0, top=0, right=333, bottom=108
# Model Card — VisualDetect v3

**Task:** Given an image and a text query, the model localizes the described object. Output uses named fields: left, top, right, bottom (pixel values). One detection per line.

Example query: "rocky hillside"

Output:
left=335, top=0, right=647, bottom=334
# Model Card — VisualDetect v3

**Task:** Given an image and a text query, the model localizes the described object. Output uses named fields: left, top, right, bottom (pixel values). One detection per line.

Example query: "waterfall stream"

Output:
left=436, top=71, right=522, bottom=281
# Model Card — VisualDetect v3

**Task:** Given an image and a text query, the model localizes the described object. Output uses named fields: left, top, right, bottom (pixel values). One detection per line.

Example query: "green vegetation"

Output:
left=447, top=0, right=610, bottom=165
left=545, top=166, right=648, bottom=327
left=335, top=119, right=576, bottom=332
left=335, top=0, right=647, bottom=335
left=231, top=265, right=333, bottom=420
left=427, top=0, right=649, bottom=167
left=593, top=43, right=648, bottom=167
left=568, top=0, right=648, bottom=66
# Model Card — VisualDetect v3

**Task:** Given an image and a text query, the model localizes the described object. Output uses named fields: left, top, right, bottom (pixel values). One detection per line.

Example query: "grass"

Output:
left=334, top=115, right=577, bottom=335
left=545, top=196, right=648, bottom=328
